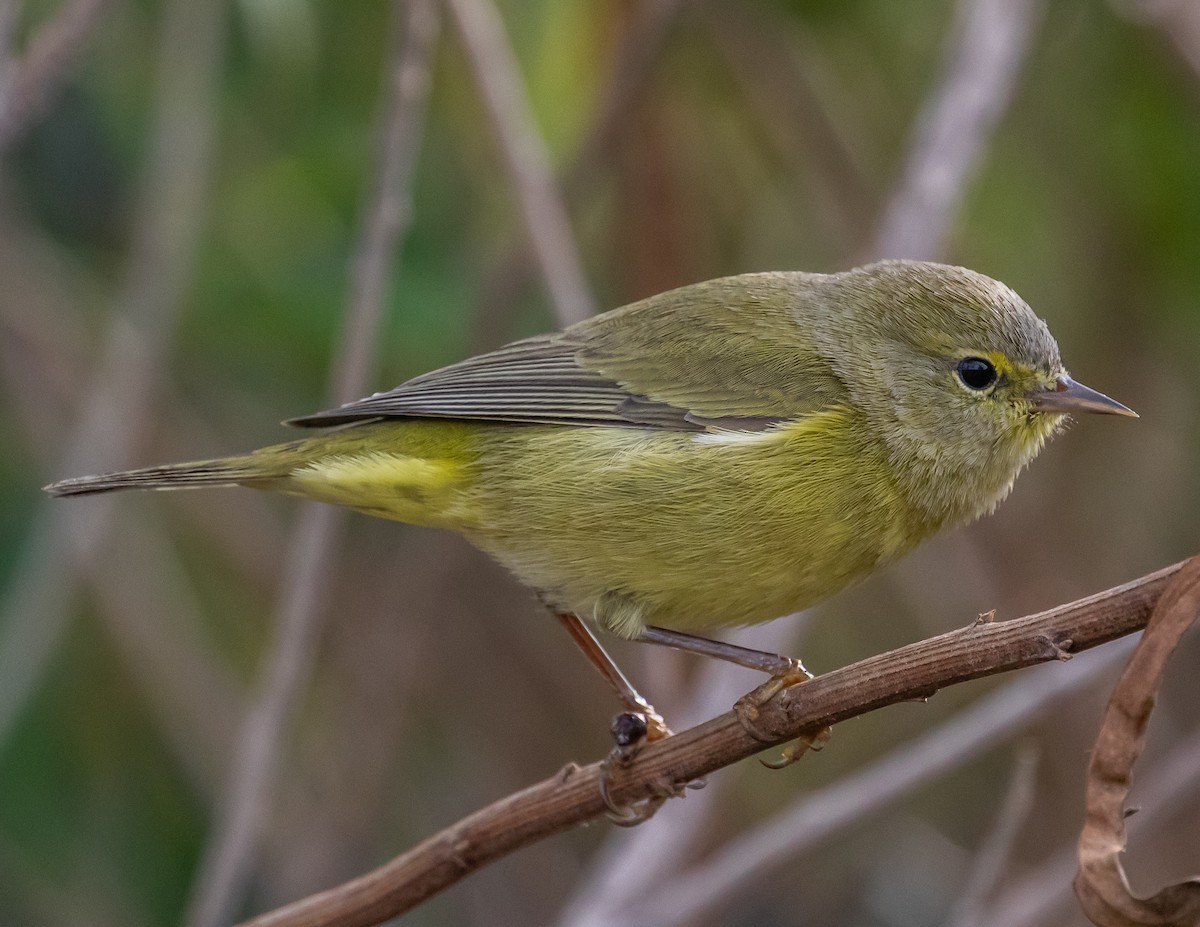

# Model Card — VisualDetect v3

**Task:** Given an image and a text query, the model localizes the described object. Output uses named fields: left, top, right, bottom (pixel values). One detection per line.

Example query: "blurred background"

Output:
left=1, top=0, right=1198, bottom=925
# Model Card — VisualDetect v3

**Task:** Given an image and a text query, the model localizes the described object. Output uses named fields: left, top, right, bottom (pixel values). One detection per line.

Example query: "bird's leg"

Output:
left=553, top=611, right=676, bottom=825
left=553, top=611, right=672, bottom=742
left=636, top=625, right=812, bottom=687
left=636, top=625, right=829, bottom=769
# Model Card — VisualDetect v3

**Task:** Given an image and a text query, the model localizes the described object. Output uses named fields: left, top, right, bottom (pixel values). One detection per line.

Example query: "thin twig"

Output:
left=0, top=0, right=226, bottom=749
left=181, top=4, right=441, bottom=924
left=240, top=559, right=1186, bottom=927
left=446, top=0, right=595, bottom=326
left=467, top=0, right=685, bottom=351
left=0, top=0, right=116, bottom=153
left=945, top=746, right=1040, bottom=927
left=871, top=0, right=1044, bottom=259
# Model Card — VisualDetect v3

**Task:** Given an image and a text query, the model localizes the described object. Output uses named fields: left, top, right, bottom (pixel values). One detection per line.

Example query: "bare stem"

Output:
left=871, top=0, right=1044, bottom=260
left=446, top=0, right=595, bottom=326
left=239, top=559, right=1186, bottom=927
left=0, top=0, right=116, bottom=153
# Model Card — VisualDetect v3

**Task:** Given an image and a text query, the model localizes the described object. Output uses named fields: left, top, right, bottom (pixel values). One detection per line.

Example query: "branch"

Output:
left=0, top=0, right=117, bottom=153
left=240, top=558, right=1188, bottom=927
left=446, top=0, right=595, bottom=326
left=181, top=4, right=441, bottom=925
left=871, top=0, right=1043, bottom=259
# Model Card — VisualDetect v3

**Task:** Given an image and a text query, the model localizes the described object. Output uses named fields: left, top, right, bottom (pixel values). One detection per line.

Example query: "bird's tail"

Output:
left=43, top=453, right=281, bottom=497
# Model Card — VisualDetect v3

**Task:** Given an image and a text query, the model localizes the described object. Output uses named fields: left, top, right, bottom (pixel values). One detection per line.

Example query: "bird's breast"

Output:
left=466, top=409, right=931, bottom=632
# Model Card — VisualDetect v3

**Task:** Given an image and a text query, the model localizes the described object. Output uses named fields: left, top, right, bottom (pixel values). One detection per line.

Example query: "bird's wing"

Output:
left=287, top=273, right=849, bottom=431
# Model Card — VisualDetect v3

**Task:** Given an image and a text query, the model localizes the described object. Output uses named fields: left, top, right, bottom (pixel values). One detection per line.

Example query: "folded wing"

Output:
left=287, top=273, right=848, bottom=431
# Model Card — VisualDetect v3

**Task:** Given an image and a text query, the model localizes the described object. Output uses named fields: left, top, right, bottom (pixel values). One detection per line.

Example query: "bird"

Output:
left=45, top=259, right=1135, bottom=741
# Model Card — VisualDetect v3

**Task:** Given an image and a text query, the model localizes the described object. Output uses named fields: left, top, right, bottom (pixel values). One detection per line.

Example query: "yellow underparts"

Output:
left=289, top=451, right=470, bottom=526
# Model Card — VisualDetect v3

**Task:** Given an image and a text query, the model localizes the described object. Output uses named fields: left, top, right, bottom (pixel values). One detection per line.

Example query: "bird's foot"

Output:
left=733, top=660, right=833, bottom=768
left=737, top=656, right=814, bottom=713
left=598, top=711, right=686, bottom=826
left=760, top=726, right=833, bottom=769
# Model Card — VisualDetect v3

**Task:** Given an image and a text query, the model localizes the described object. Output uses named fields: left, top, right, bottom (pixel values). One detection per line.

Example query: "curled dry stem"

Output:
left=1073, top=555, right=1200, bottom=927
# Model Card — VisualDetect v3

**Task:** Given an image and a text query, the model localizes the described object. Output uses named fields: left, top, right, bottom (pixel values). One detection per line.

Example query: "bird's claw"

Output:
left=760, top=726, right=833, bottom=769
left=597, top=710, right=688, bottom=826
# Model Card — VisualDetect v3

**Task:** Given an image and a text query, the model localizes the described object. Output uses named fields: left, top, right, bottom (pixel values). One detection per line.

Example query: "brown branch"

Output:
left=1073, top=556, right=1200, bottom=926
left=239, top=558, right=1188, bottom=927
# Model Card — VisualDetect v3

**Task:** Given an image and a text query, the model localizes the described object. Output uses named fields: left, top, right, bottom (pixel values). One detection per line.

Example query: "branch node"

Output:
left=1038, top=633, right=1075, bottom=662
left=556, top=761, right=583, bottom=783
left=449, top=838, right=473, bottom=872
left=972, top=608, right=998, bottom=628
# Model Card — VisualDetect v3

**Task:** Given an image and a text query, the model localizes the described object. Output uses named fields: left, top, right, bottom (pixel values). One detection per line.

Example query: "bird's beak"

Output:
left=1028, top=375, right=1137, bottom=417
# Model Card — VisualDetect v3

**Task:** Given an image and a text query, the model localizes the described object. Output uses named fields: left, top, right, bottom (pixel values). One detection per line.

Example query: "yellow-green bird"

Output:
left=45, top=260, right=1134, bottom=736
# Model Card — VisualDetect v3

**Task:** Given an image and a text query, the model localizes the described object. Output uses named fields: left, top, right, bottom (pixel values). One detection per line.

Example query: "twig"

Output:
left=466, top=0, right=685, bottom=351
left=945, top=746, right=1040, bottom=927
left=871, top=0, right=1044, bottom=259
left=1073, top=556, right=1200, bottom=926
left=181, top=4, right=440, bottom=925
left=0, top=0, right=226, bottom=749
left=0, top=0, right=116, bottom=153
left=239, top=559, right=1186, bottom=927
left=446, top=0, right=595, bottom=326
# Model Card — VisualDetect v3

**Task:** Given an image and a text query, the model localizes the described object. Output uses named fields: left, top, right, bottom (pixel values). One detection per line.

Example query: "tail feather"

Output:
left=43, top=456, right=270, bottom=497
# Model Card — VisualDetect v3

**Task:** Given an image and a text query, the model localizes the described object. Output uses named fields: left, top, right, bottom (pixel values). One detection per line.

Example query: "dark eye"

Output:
left=956, top=357, right=997, bottom=390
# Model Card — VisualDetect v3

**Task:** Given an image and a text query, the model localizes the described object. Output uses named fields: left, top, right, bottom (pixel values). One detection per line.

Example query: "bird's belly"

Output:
left=466, top=416, right=922, bottom=635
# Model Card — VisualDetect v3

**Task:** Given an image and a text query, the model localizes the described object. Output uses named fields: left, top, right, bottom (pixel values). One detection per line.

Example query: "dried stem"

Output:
left=240, top=559, right=1186, bottom=927
left=871, top=0, right=1044, bottom=259
left=1073, top=556, right=1200, bottom=925
left=180, top=4, right=441, bottom=924
left=446, top=0, right=595, bottom=326
left=0, top=0, right=116, bottom=152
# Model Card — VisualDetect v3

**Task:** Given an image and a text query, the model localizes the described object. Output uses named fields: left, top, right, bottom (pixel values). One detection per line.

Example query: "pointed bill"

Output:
left=1030, top=376, right=1137, bottom=417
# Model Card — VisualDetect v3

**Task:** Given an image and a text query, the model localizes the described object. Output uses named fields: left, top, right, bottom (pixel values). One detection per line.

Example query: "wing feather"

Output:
left=288, top=273, right=849, bottom=430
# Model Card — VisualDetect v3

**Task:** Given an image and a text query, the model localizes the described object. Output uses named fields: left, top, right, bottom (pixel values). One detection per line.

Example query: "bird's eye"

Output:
left=956, top=357, right=997, bottom=391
